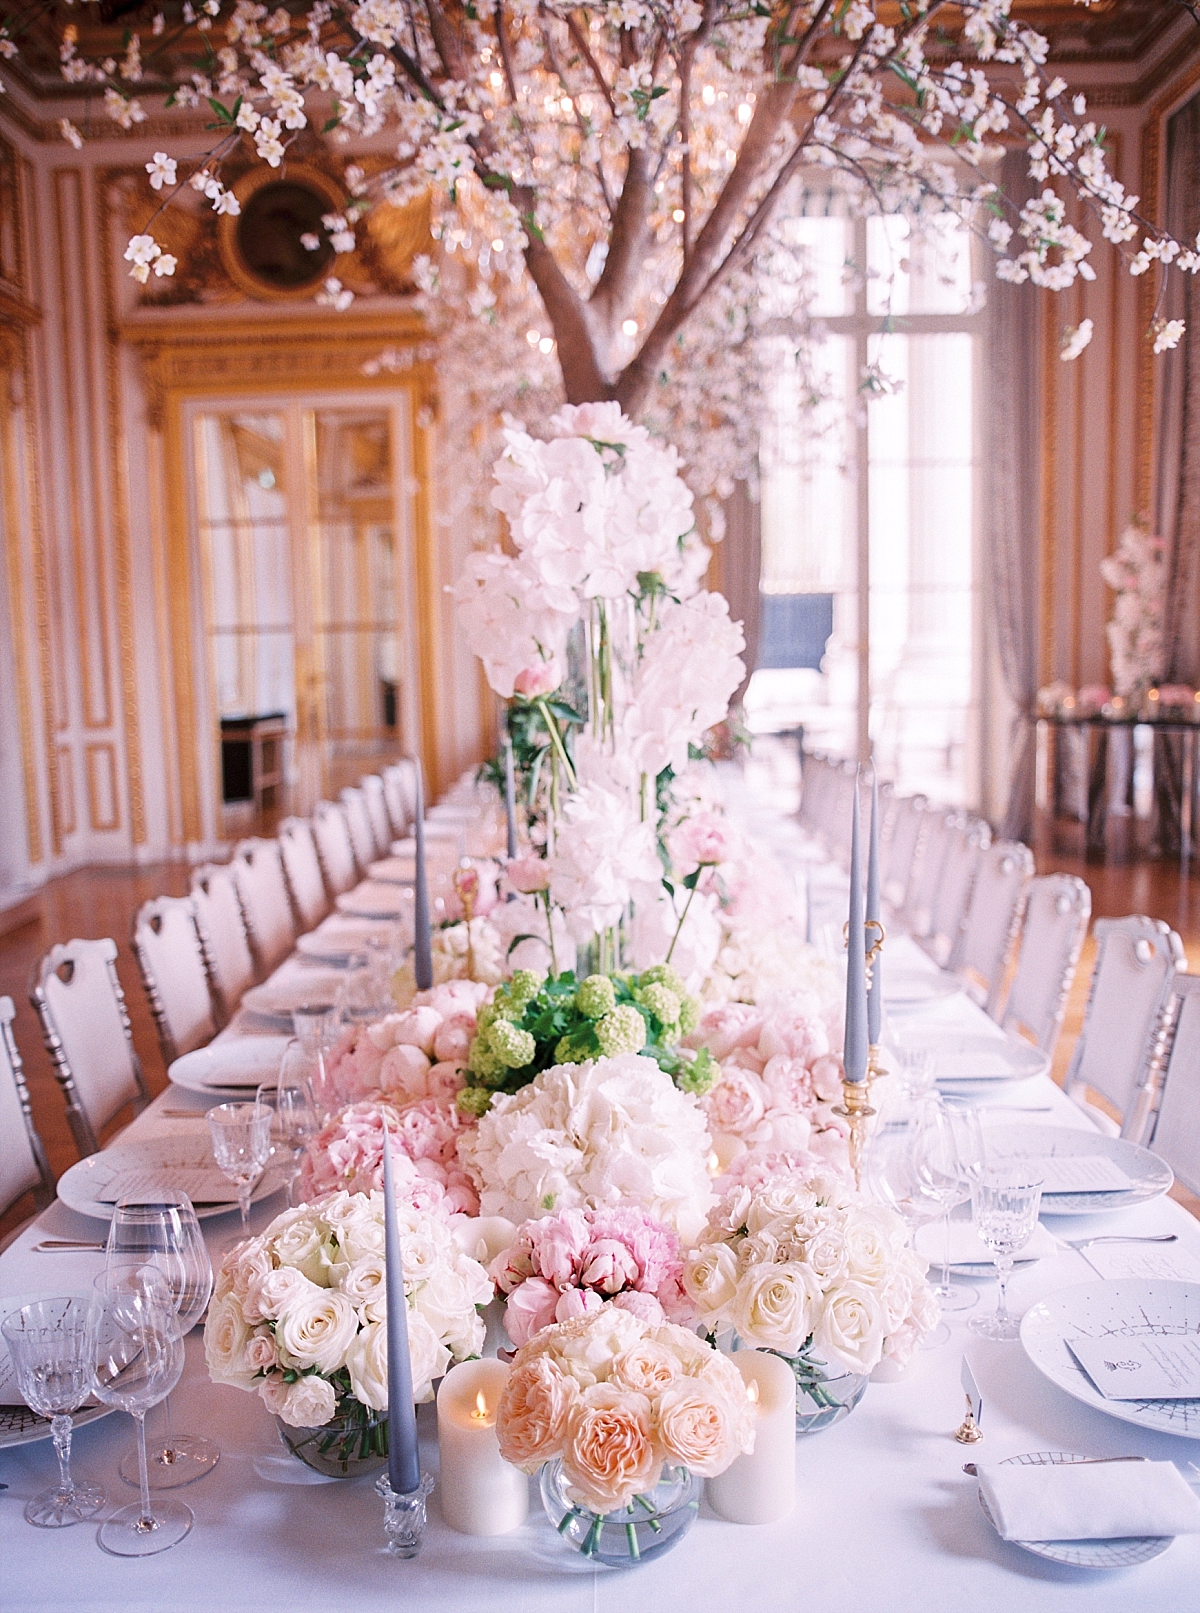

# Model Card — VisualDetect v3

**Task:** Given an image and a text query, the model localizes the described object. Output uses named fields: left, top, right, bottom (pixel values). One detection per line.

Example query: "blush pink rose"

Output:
left=506, top=854, right=551, bottom=894
left=704, top=1069, right=767, bottom=1137
left=690, top=1003, right=763, bottom=1061
left=496, top=1355, right=578, bottom=1470
left=513, top=659, right=562, bottom=698
left=760, top=1054, right=814, bottom=1112
left=667, top=812, right=736, bottom=877
left=504, top=1276, right=561, bottom=1346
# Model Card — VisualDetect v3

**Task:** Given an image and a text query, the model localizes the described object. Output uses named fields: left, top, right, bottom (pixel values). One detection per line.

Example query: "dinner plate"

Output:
left=336, top=883, right=412, bottom=919
left=976, top=1451, right=1173, bottom=1568
left=241, top=971, right=345, bottom=1022
left=295, top=917, right=397, bottom=965
left=883, top=970, right=964, bottom=1009
left=904, top=1032, right=1049, bottom=1083
left=984, top=1125, right=1173, bottom=1216
left=57, top=1137, right=285, bottom=1222
left=168, top=1036, right=291, bottom=1094
left=365, top=856, right=418, bottom=885
left=1021, top=1280, right=1200, bottom=1439
left=0, top=1294, right=116, bottom=1450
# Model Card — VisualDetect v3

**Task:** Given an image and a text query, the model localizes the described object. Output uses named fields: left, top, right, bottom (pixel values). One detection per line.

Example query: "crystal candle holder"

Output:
left=376, top=1472, right=435, bottom=1558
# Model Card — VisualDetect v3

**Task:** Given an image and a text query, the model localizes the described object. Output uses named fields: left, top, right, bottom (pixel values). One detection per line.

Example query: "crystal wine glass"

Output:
left=868, top=1116, right=950, bottom=1349
left=1, top=1297, right=104, bottom=1527
left=909, top=1098, right=983, bottom=1314
left=259, top=1041, right=320, bottom=1207
left=969, top=1163, right=1044, bottom=1340
left=105, top=1191, right=217, bottom=1489
left=91, top=1267, right=191, bottom=1556
left=206, top=1099, right=273, bottom=1238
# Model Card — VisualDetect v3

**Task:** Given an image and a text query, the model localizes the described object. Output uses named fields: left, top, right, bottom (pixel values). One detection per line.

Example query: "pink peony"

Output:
left=703, top=1069, right=766, bottom=1137
left=513, top=659, right=562, bottom=698
left=505, top=1276, right=561, bottom=1345
left=379, top=1042, right=433, bottom=1102
left=610, top=1290, right=666, bottom=1325
left=667, top=812, right=737, bottom=878
left=415, top=979, right=490, bottom=1017
left=580, top=1238, right=641, bottom=1295
left=531, top=1209, right=592, bottom=1289
left=391, top=1006, right=443, bottom=1055
left=433, top=1013, right=476, bottom=1067
left=323, top=1025, right=387, bottom=1102
left=809, top=1053, right=844, bottom=1103
left=298, top=1097, right=480, bottom=1215
left=426, top=1060, right=467, bottom=1104
left=689, top=1003, right=763, bottom=1062
left=506, top=854, right=551, bottom=894
left=554, top=1286, right=604, bottom=1323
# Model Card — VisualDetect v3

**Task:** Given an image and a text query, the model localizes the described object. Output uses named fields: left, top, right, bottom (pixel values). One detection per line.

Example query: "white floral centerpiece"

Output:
left=683, top=1167, right=937, bottom=1426
left=204, top=1190, right=492, bottom=1471
left=458, top=1053, right=715, bottom=1244
left=1099, top=523, right=1166, bottom=701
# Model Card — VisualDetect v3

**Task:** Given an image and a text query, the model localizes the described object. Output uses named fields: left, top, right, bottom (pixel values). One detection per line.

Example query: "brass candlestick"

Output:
left=453, top=863, right=479, bottom=980
left=832, top=1077, right=874, bottom=1192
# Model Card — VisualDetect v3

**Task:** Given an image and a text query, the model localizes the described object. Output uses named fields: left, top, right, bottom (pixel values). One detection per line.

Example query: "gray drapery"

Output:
left=1156, top=90, right=1200, bottom=684
left=985, top=150, right=1043, bottom=842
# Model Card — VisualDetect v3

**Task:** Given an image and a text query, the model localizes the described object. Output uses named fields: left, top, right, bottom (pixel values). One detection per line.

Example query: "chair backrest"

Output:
left=0, top=995, right=53, bottom=1220
left=232, top=838, right=296, bottom=974
left=312, top=800, right=359, bottom=895
left=387, top=758, right=419, bottom=826
left=380, top=764, right=410, bottom=839
left=340, top=785, right=379, bottom=867
left=903, top=808, right=954, bottom=940
left=29, top=938, right=148, bottom=1156
left=190, top=863, right=257, bottom=1016
left=278, top=816, right=330, bottom=928
left=132, top=896, right=219, bottom=1063
left=952, top=840, right=1034, bottom=1013
left=1146, top=974, right=1200, bottom=1196
left=882, top=794, right=928, bottom=912
left=1066, top=915, right=1185, bottom=1135
left=361, top=774, right=394, bottom=857
left=1000, top=874, right=1091, bottom=1055
left=924, top=815, right=991, bottom=967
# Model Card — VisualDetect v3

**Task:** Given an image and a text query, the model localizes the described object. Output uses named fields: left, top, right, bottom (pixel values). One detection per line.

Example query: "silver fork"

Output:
left=963, top=1456, right=1148, bottom=1476
left=1063, top=1234, right=1178, bottom=1251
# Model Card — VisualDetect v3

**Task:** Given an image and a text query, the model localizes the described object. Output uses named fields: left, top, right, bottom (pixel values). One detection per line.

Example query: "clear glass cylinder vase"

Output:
left=275, top=1401, right=390, bottom=1479
left=539, top=1458, right=699, bottom=1566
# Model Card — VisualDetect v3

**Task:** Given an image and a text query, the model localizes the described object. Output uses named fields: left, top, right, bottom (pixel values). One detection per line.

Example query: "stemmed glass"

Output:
left=1, top=1297, right=104, bottom=1527
left=105, top=1192, right=217, bottom=1488
left=259, top=1041, right=320, bottom=1206
left=969, top=1164, right=1045, bottom=1340
left=868, top=1117, right=951, bottom=1348
left=206, top=1100, right=273, bottom=1238
left=909, top=1099, right=984, bottom=1313
left=292, top=1006, right=339, bottom=1120
left=91, top=1267, right=191, bottom=1556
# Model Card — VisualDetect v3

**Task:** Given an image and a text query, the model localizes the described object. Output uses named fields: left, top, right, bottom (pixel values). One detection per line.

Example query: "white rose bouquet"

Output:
left=682, top=1168, right=938, bottom=1393
left=204, top=1190, right=493, bottom=1461
left=496, top=1308, right=754, bottom=1519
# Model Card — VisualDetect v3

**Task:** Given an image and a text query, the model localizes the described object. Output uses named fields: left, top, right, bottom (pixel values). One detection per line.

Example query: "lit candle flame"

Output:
left=707, top=1151, right=721, bottom=1177
left=747, top=1379, right=759, bottom=1406
left=472, top=1389, right=490, bottom=1423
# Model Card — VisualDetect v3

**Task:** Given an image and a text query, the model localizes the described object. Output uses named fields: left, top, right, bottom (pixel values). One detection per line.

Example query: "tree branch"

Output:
left=515, top=184, right=613, bottom=402
left=588, top=146, right=652, bottom=330
left=564, top=7, right=616, bottom=114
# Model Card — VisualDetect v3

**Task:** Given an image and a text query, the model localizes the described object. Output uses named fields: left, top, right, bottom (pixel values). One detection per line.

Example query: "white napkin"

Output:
left=977, top=1461, right=1200, bottom=1541
left=915, top=1219, right=1058, bottom=1266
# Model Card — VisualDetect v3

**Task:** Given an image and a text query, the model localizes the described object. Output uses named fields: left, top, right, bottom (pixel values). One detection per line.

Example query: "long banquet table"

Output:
left=3, top=822, right=1200, bottom=1611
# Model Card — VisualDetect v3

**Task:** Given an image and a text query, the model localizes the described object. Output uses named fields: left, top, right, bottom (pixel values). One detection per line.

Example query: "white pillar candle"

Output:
left=706, top=1351, right=796, bottom=1525
left=436, top=1358, right=528, bottom=1536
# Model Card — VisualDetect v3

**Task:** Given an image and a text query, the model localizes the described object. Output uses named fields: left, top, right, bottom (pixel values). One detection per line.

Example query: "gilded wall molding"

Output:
left=0, top=326, right=43, bottom=864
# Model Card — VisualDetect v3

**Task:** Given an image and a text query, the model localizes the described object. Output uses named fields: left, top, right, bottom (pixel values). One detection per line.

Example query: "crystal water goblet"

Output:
left=1, top=1297, right=105, bottom=1527
left=969, top=1164, right=1044, bottom=1340
left=206, top=1099, right=272, bottom=1237
left=259, top=1041, right=320, bottom=1206
left=868, top=1117, right=951, bottom=1348
left=105, top=1191, right=217, bottom=1489
left=91, top=1267, right=191, bottom=1556
left=910, top=1098, right=983, bottom=1313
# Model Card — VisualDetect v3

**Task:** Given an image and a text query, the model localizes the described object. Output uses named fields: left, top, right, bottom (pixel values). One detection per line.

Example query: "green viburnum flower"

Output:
left=673, top=1046, right=718, bottom=1097
left=507, top=969, right=544, bottom=1004
left=595, top=1004, right=648, bottom=1057
left=575, top=974, right=616, bottom=1019
left=635, top=982, right=682, bottom=1029
left=475, top=1003, right=501, bottom=1034
left=553, top=1035, right=591, bottom=1065
left=487, top=1018, right=536, bottom=1069
left=677, top=995, right=700, bottom=1036
left=637, top=963, right=687, bottom=998
left=456, top=1086, right=493, bottom=1118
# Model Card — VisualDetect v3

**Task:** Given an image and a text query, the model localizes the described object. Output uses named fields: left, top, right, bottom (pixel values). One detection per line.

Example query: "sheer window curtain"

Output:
left=984, top=151, right=1043, bottom=841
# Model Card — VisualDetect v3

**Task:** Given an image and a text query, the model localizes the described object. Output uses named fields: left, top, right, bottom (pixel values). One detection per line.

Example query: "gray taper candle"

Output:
left=412, top=758, right=433, bottom=991
left=382, top=1122, right=421, bottom=1495
left=866, top=767, right=882, bottom=1046
left=503, top=736, right=518, bottom=861
left=843, top=770, right=869, bottom=1083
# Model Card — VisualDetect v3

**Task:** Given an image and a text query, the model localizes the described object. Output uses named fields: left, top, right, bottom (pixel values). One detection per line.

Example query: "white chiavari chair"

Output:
left=951, top=841, right=1034, bottom=1014
left=361, top=774, right=393, bottom=856
left=29, top=938, right=149, bottom=1157
left=381, top=764, right=411, bottom=839
left=999, top=873, right=1091, bottom=1056
left=922, top=814, right=991, bottom=967
left=1145, top=974, right=1200, bottom=1196
left=0, top=995, right=53, bottom=1234
left=278, top=817, right=330, bottom=929
left=882, top=794, right=928, bottom=915
left=903, top=807, right=954, bottom=940
left=190, top=863, right=257, bottom=1018
left=312, top=800, right=359, bottom=896
left=132, top=896, right=219, bottom=1061
left=340, top=784, right=381, bottom=867
left=1064, top=916, right=1185, bottom=1141
left=232, top=838, right=297, bottom=975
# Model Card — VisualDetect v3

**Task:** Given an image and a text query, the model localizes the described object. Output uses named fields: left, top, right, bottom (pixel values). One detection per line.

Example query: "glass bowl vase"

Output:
left=539, top=1458, right=699, bottom=1566
left=275, top=1402, right=390, bottom=1479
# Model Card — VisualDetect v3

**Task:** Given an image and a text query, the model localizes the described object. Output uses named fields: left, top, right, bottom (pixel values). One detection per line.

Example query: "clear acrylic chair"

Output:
left=999, top=874, right=1091, bottom=1056
left=189, top=863, right=257, bottom=1019
left=882, top=794, right=928, bottom=915
left=232, top=838, right=297, bottom=974
left=951, top=841, right=1034, bottom=1014
left=361, top=775, right=393, bottom=858
left=1144, top=974, right=1200, bottom=1195
left=312, top=800, right=359, bottom=896
left=380, top=764, right=411, bottom=839
left=1065, top=916, right=1185, bottom=1141
left=0, top=995, right=53, bottom=1230
left=340, top=785, right=380, bottom=868
left=922, top=815, right=991, bottom=967
left=385, top=758, right=419, bottom=832
left=278, top=817, right=330, bottom=929
left=902, top=808, right=954, bottom=940
left=29, top=938, right=149, bottom=1156
left=132, top=896, right=220, bottom=1061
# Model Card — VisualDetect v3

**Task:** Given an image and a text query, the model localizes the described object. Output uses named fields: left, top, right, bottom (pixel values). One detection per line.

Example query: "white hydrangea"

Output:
left=547, top=781, right=662, bottom=943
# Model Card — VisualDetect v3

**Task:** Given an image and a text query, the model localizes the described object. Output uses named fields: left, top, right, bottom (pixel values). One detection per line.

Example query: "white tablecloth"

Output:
left=4, top=872, right=1200, bottom=1610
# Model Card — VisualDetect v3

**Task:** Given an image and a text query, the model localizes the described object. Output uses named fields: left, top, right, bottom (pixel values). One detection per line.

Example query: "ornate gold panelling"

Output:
left=56, top=744, right=75, bottom=837
left=0, top=322, right=43, bottom=865
left=84, top=741, right=119, bottom=832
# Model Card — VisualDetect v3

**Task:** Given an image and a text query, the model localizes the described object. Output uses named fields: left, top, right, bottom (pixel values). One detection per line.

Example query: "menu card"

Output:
left=93, top=1166, right=238, bottom=1205
left=1067, top=1334, right=1200, bottom=1400
left=1081, top=1244, right=1200, bottom=1283
left=1032, top=1155, right=1134, bottom=1195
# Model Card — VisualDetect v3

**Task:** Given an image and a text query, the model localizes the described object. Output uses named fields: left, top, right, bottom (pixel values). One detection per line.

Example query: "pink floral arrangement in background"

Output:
left=687, top=996, right=849, bottom=1176
left=299, top=1098, right=480, bottom=1216
left=491, top=1206, right=693, bottom=1346
left=322, top=983, right=488, bottom=1108
left=1100, top=523, right=1166, bottom=698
